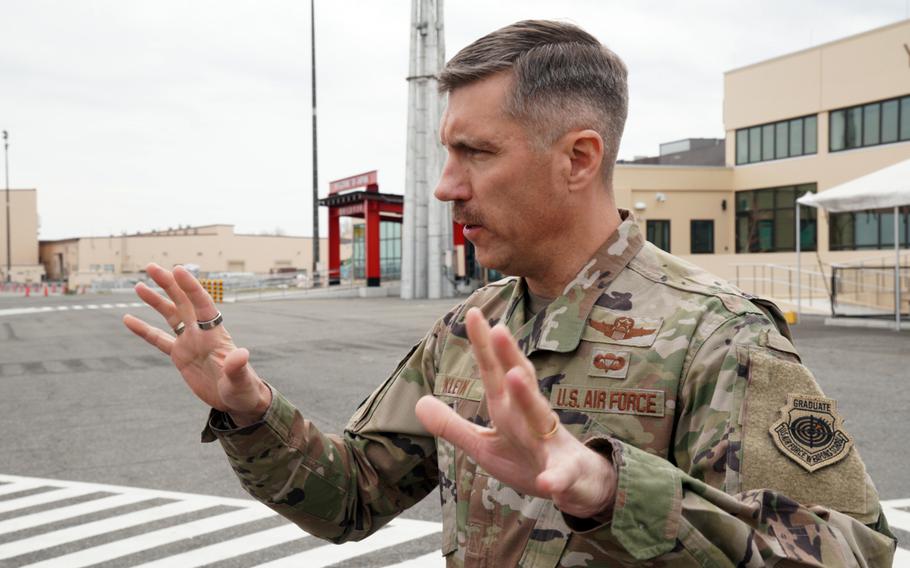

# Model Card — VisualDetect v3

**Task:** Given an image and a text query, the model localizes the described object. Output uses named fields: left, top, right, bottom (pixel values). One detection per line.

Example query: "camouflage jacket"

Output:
left=204, top=213, right=895, bottom=567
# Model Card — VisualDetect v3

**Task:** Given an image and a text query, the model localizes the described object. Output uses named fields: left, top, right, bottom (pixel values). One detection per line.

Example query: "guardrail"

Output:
left=831, top=265, right=910, bottom=317
left=733, top=263, right=830, bottom=302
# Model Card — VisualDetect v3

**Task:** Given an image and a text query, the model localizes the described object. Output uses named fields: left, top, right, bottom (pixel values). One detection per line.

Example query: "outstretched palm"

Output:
left=415, top=308, right=616, bottom=520
left=122, top=263, right=270, bottom=424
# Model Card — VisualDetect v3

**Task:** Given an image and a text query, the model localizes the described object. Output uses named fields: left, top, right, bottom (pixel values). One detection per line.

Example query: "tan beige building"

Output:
left=614, top=19, right=910, bottom=307
left=40, top=224, right=330, bottom=288
left=0, top=188, right=46, bottom=283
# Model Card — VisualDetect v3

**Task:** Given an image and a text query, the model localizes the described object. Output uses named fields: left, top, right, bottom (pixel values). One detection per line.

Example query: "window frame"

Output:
left=829, top=207, right=910, bottom=251
left=829, top=94, right=910, bottom=153
left=735, top=113, right=819, bottom=165
left=690, top=219, right=715, bottom=254
left=646, top=219, right=671, bottom=253
left=734, top=184, right=818, bottom=253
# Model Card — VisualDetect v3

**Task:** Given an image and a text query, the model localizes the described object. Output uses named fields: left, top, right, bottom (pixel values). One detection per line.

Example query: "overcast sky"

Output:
left=2, top=0, right=908, bottom=240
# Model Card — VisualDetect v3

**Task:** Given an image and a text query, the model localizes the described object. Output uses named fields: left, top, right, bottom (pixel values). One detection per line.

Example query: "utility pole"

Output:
left=3, top=130, right=10, bottom=283
left=310, top=0, right=320, bottom=284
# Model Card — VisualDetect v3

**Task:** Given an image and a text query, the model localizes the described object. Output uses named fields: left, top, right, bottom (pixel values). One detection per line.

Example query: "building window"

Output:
left=351, top=221, right=402, bottom=279
left=646, top=220, right=671, bottom=252
left=735, top=115, right=817, bottom=165
left=380, top=221, right=402, bottom=279
left=735, top=184, right=817, bottom=253
left=829, top=207, right=910, bottom=250
left=829, top=95, right=910, bottom=152
left=690, top=220, right=714, bottom=254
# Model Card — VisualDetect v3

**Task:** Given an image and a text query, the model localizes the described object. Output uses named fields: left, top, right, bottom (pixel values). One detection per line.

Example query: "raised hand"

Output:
left=122, top=263, right=271, bottom=426
left=415, top=307, right=617, bottom=520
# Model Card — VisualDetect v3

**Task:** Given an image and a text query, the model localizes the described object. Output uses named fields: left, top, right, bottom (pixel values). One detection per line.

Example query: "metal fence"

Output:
left=831, top=265, right=910, bottom=318
left=733, top=263, right=830, bottom=303
left=75, top=269, right=395, bottom=302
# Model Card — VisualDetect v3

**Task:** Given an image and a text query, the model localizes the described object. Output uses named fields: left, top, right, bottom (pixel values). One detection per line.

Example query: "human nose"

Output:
left=434, top=156, right=471, bottom=202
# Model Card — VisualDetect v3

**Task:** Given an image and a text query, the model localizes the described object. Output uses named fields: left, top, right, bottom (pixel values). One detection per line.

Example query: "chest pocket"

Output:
left=433, top=375, right=484, bottom=557
left=543, top=340, right=679, bottom=457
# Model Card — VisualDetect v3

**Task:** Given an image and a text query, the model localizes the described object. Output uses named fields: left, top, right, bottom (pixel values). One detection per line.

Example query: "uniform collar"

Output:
left=505, top=209, right=645, bottom=356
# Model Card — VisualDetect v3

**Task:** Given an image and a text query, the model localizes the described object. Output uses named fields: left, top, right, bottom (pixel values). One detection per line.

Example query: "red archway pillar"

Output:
left=328, top=208, right=341, bottom=285
left=365, top=200, right=381, bottom=287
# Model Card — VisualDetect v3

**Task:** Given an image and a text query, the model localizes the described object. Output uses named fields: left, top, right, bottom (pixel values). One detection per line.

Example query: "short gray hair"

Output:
left=438, top=20, right=628, bottom=178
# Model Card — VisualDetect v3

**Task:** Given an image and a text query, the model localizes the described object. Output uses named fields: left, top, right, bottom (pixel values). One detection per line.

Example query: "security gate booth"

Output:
left=319, top=171, right=402, bottom=287
left=320, top=170, right=473, bottom=288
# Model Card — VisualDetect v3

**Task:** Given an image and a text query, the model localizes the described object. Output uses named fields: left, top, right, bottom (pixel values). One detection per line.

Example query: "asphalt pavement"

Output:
left=0, top=291, right=908, bottom=566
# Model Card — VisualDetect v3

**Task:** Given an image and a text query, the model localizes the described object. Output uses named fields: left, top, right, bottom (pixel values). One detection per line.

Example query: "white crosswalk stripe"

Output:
left=0, top=302, right=145, bottom=318
left=882, top=499, right=910, bottom=568
left=0, top=473, right=905, bottom=567
left=132, top=524, right=308, bottom=568
left=0, top=474, right=444, bottom=567
left=251, top=519, right=442, bottom=568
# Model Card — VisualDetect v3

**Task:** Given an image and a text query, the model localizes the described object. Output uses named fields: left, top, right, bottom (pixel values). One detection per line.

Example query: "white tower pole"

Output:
left=414, top=2, right=428, bottom=299
left=403, top=0, right=450, bottom=299
left=401, top=0, right=419, bottom=299
left=426, top=0, right=451, bottom=299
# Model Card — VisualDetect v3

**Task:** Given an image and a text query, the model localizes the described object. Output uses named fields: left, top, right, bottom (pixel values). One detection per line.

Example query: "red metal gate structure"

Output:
left=319, top=170, right=465, bottom=287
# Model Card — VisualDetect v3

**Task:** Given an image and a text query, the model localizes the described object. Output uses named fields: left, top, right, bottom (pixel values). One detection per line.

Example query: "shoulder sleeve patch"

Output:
left=739, top=348, right=877, bottom=523
left=769, top=394, right=854, bottom=472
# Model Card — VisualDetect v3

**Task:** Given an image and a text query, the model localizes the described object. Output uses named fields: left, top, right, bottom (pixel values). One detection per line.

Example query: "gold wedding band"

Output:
left=536, top=412, right=560, bottom=440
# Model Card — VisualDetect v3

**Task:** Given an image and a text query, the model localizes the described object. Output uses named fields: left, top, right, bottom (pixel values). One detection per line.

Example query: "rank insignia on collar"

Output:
left=770, top=394, right=854, bottom=472
left=588, top=348, right=630, bottom=379
left=581, top=307, right=663, bottom=347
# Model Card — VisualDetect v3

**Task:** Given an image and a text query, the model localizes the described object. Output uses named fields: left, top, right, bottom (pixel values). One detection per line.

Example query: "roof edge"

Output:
left=724, top=17, right=910, bottom=75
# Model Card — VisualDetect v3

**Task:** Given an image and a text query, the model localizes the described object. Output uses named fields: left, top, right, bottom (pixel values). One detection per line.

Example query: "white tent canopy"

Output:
left=797, top=158, right=910, bottom=212
left=795, top=157, right=910, bottom=330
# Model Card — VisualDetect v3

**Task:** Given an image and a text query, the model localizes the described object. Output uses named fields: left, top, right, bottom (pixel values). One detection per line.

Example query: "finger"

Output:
left=415, top=395, right=484, bottom=456
left=122, top=314, right=174, bottom=355
left=173, top=266, right=220, bottom=322
left=536, top=468, right=575, bottom=497
left=223, top=347, right=252, bottom=384
left=465, top=308, right=505, bottom=397
left=490, top=325, right=536, bottom=378
left=135, top=282, right=179, bottom=327
left=146, top=263, right=196, bottom=327
left=505, top=366, right=558, bottom=437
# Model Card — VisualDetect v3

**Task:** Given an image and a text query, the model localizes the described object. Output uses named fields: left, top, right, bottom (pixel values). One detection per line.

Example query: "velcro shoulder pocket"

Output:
left=739, top=348, right=878, bottom=523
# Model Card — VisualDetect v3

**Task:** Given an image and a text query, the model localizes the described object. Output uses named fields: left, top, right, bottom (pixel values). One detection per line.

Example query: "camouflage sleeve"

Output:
left=200, top=315, right=447, bottom=544
left=567, top=307, right=897, bottom=566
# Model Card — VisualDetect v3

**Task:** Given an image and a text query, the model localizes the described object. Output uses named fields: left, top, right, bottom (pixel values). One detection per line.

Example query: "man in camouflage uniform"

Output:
left=125, top=20, right=896, bottom=567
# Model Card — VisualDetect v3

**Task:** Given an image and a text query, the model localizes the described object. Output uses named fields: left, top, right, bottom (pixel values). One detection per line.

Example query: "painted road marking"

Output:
left=132, top=524, right=309, bottom=568
left=0, top=474, right=444, bottom=567
left=24, top=507, right=277, bottom=568
left=251, top=519, right=442, bottom=567
left=0, top=487, right=88, bottom=514
left=0, top=492, right=150, bottom=535
left=0, top=500, right=214, bottom=559
left=0, top=473, right=903, bottom=567
left=883, top=499, right=910, bottom=568
left=0, top=302, right=145, bottom=318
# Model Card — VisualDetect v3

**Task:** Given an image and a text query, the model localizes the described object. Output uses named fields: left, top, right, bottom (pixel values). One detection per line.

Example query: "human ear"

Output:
left=565, top=130, right=604, bottom=192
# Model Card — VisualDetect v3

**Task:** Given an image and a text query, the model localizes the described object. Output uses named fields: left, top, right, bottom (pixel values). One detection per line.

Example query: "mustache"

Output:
left=452, top=202, right=484, bottom=226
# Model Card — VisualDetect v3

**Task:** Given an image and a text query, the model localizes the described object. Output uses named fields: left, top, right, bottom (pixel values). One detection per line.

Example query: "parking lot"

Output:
left=0, top=291, right=907, bottom=566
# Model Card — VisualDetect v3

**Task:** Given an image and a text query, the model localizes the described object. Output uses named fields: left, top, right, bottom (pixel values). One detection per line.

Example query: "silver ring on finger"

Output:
left=173, top=322, right=186, bottom=336
left=197, top=312, right=224, bottom=331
